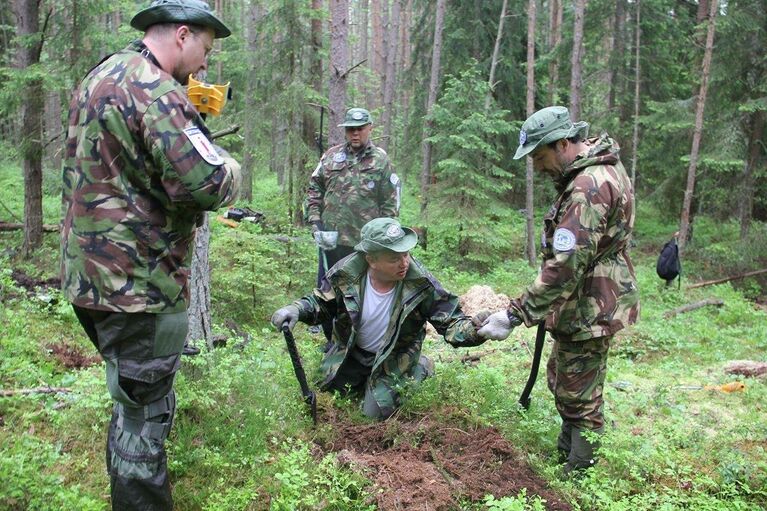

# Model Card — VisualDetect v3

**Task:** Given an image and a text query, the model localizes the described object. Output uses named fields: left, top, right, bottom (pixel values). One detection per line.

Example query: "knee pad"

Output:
left=109, top=391, right=176, bottom=480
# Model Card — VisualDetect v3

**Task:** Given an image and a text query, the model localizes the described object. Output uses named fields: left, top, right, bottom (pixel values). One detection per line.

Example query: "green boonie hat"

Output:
left=513, top=106, right=589, bottom=160
left=338, top=108, right=373, bottom=127
left=354, top=218, right=418, bottom=253
left=131, top=0, right=231, bottom=39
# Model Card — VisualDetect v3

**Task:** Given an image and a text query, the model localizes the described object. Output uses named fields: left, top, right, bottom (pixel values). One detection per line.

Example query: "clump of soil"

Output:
left=46, top=342, right=101, bottom=369
left=316, top=409, right=571, bottom=510
left=459, top=285, right=510, bottom=316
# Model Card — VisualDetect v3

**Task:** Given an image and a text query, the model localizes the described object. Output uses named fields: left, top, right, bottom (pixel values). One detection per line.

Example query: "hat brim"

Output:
left=513, top=121, right=589, bottom=160
left=338, top=121, right=372, bottom=127
left=354, top=228, right=418, bottom=253
left=130, top=6, right=231, bottom=38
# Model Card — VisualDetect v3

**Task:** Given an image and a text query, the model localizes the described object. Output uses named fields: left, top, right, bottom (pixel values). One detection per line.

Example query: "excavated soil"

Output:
left=315, top=408, right=571, bottom=510
left=46, top=342, right=101, bottom=369
left=10, top=269, right=60, bottom=292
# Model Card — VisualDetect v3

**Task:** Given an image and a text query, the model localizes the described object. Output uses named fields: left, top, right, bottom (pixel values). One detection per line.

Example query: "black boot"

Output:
left=563, top=426, right=603, bottom=476
left=556, top=422, right=573, bottom=464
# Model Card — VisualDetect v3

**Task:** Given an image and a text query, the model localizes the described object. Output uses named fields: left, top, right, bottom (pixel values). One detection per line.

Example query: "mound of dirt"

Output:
left=317, top=410, right=571, bottom=510
left=11, top=269, right=60, bottom=292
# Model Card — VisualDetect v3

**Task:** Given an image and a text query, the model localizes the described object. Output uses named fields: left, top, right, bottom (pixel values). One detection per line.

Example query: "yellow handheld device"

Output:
left=187, top=75, right=230, bottom=116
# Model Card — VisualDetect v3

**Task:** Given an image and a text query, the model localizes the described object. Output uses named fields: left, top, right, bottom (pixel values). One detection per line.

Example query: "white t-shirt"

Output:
left=355, top=272, right=396, bottom=353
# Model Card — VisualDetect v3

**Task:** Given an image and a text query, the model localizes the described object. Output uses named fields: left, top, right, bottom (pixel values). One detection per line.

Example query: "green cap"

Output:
left=513, top=106, right=589, bottom=160
left=354, top=218, right=418, bottom=253
left=338, top=108, right=373, bottom=127
left=131, top=0, right=231, bottom=39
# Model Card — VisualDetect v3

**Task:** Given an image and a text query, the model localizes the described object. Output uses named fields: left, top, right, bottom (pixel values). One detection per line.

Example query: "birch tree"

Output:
left=484, top=0, right=507, bottom=112
left=380, top=0, right=400, bottom=152
left=525, top=0, right=536, bottom=266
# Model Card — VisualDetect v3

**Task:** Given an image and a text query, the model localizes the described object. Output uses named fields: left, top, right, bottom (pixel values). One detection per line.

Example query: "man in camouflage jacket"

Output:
left=59, top=1, right=240, bottom=508
left=479, top=106, right=639, bottom=474
left=305, top=107, right=401, bottom=343
left=272, top=218, right=491, bottom=420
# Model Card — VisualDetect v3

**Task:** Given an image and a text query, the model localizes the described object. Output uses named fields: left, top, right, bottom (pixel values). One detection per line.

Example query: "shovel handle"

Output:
left=281, top=324, right=317, bottom=424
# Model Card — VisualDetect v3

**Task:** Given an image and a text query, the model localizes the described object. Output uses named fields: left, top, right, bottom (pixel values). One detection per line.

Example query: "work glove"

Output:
left=271, top=305, right=300, bottom=331
left=477, top=310, right=522, bottom=340
left=471, top=309, right=492, bottom=328
left=313, top=230, right=339, bottom=251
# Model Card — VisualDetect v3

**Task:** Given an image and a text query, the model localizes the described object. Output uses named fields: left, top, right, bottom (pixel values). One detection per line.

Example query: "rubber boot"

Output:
left=563, top=426, right=603, bottom=476
left=556, top=422, right=573, bottom=464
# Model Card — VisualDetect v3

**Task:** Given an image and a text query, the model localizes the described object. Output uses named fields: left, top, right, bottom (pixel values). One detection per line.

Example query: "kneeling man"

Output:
left=272, top=218, right=491, bottom=419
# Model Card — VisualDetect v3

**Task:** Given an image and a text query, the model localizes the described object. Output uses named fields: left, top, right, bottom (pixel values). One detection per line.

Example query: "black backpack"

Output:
left=656, top=237, right=682, bottom=286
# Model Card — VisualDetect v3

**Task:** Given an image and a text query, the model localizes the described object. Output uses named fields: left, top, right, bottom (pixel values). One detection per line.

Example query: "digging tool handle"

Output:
left=281, top=324, right=318, bottom=424
left=518, top=323, right=546, bottom=410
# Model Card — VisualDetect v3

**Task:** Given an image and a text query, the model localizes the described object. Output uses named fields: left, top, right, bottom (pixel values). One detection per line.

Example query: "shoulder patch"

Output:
left=390, top=173, right=400, bottom=186
left=552, top=228, right=576, bottom=252
left=183, top=126, right=223, bottom=166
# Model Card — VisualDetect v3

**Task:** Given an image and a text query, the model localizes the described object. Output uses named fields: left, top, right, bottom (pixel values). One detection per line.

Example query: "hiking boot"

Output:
left=182, top=344, right=200, bottom=356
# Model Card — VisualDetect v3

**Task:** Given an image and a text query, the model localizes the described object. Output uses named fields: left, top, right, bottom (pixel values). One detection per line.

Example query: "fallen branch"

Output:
left=687, top=268, right=767, bottom=289
left=663, top=298, right=724, bottom=318
left=724, top=360, right=767, bottom=379
left=210, top=124, right=241, bottom=140
left=0, top=222, right=59, bottom=232
left=1, top=386, right=72, bottom=397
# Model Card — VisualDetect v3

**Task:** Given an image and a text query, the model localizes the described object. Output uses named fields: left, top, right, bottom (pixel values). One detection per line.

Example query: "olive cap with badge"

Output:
left=131, top=0, right=231, bottom=38
left=354, top=218, right=418, bottom=253
left=338, top=108, right=373, bottom=127
left=513, top=106, right=589, bottom=160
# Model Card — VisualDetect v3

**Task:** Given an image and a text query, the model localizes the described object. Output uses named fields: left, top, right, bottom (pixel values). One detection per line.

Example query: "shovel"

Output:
left=281, top=324, right=318, bottom=425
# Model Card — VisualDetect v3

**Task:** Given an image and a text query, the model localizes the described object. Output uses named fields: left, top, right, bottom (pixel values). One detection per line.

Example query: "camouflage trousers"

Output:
left=325, top=346, right=434, bottom=420
left=73, top=306, right=187, bottom=511
left=546, top=335, right=611, bottom=432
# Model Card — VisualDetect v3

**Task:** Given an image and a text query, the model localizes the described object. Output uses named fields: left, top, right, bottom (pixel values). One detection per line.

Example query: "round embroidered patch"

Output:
left=353, top=111, right=364, bottom=120
left=552, top=228, right=576, bottom=252
left=386, top=225, right=403, bottom=238
left=333, top=152, right=347, bottom=163
left=367, top=180, right=376, bottom=189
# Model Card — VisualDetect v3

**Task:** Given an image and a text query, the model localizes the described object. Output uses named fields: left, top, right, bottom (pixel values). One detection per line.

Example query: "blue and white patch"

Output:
left=333, top=151, right=347, bottom=163
left=519, top=129, right=527, bottom=146
left=184, top=126, right=222, bottom=166
left=552, top=228, right=576, bottom=252
left=367, top=180, right=376, bottom=189
left=390, top=173, right=400, bottom=186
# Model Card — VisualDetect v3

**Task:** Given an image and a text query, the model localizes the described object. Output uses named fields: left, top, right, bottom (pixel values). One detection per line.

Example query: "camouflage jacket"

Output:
left=292, top=252, right=485, bottom=398
left=304, top=141, right=400, bottom=247
left=509, top=134, right=640, bottom=341
left=60, top=40, right=241, bottom=314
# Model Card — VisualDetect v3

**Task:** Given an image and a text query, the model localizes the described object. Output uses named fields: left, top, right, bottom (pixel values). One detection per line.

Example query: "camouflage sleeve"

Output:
left=510, top=175, right=609, bottom=326
left=293, top=276, right=337, bottom=325
left=142, top=89, right=241, bottom=211
left=305, top=157, right=327, bottom=224
left=378, top=156, right=400, bottom=217
left=425, top=276, right=486, bottom=348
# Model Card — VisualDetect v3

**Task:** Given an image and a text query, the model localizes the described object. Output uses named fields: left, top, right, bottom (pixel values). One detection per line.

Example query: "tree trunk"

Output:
left=240, top=0, right=265, bottom=202
left=739, top=110, right=764, bottom=239
left=186, top=215, right=212, bottom=349
left=484, top=0, right=508, bottom=112
left=525, top=0, right=537, bottom=266
left=629, top=0, right=641, bottom=193
left=569, top=0, right=587, bottom=121
left=328, top=0, right=349, bottom=148
left=419, top=0, right=447, bottom=215
left=13, top=0, right=45, bottom=256
left=359, top=0, right=370, bottom=106
left=548, top=0, right=563, bottom=105
left=381, top=0, right=401, bottom=152
left=214, top=0, right=224, bottom=81
left=371, top=0, right=384, bottom=110
left=606, top=0, right=626, bottom=112
left=678, top=0, right=718, bottom=253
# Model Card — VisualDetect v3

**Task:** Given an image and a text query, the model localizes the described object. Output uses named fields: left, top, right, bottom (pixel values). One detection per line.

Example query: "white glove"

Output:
left=477, top=311, right=517, bottom=340
left=313, top=230, right=338, bottom=251
left=271, top=305, right=300, bottom=330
